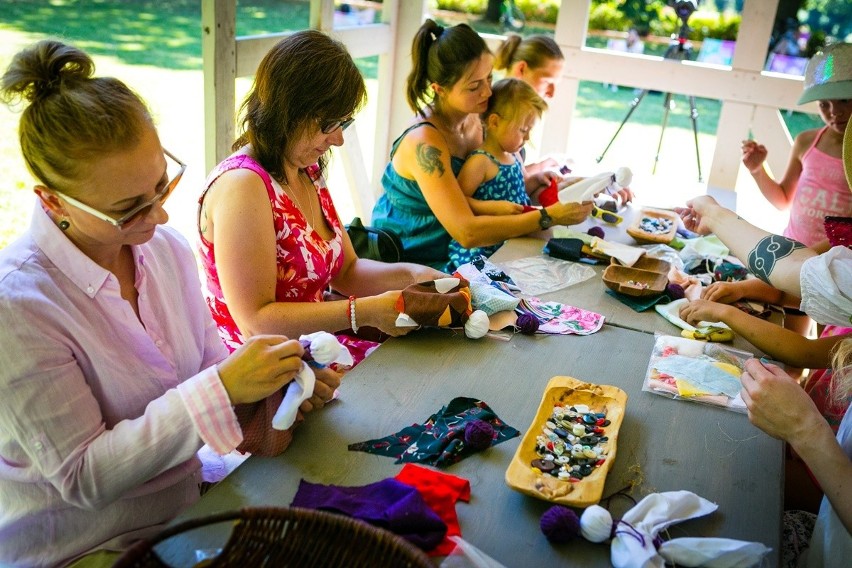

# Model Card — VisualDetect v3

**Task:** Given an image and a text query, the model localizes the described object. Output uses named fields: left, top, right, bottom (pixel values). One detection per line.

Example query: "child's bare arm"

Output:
left=457, top=154, right=491, bottom=198
left=702, top=279, right=789, bottom=305
left=467, top=198, right=524, bottom=216
left=743, top=132, right=810, bottom=210
left=811, top=238, right=832, bottom=254
left=680, top=299, right=844, bottom=367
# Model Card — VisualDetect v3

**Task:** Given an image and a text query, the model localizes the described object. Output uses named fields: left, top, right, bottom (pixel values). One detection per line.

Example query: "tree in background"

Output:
left=485, top=0, right=502, bottom=22
left=615, top=0, right=656, bottom=35
left=802, top=0, right=851, bottom=44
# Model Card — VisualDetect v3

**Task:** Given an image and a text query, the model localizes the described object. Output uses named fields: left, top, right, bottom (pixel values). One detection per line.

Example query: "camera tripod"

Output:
left=596, top=23, right=703, bottom=182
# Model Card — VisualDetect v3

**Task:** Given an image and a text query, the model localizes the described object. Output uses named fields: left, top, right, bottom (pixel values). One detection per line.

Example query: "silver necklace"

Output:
left=282, top=170, right=316, bottom=227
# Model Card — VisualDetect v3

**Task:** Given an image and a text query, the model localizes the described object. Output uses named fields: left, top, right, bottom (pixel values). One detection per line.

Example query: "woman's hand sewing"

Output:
left=301, top=366, right=344, bottom=412
left=547, top=200, right=594, bottom=226
left=217, top=335, right=303, bottom=405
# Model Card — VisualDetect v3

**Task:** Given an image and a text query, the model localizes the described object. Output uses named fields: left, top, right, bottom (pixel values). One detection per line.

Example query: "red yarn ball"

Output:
left=464, top=420, right=495, bottom=450
left=516, top=313, right=540, bottom=335
left=587, top=226, right=605, bottom=239
left=540, top=505, right=581, bottom=543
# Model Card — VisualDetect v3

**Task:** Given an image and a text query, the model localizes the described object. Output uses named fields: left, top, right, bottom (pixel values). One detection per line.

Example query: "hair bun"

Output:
left=1, top=40, right=94, bottom=104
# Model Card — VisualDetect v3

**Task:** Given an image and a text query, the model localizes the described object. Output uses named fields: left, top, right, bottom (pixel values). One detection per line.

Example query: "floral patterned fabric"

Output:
left=517, top=297, right=606, bottom=335
left=198, top=154, right=377, bottom=364
left=348, top=397, right=519, bottom=468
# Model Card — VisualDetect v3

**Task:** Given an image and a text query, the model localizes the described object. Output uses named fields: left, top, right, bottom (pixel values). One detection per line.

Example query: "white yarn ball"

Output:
left=464, top=310, right=490, bottom=339
left=614, top=166, right=633, bottom=188
left=580, top=505, right=613, bottom=543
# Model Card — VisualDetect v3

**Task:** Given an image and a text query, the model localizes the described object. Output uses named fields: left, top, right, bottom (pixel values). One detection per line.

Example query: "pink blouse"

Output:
left=0, top=204, right=241, bottom=566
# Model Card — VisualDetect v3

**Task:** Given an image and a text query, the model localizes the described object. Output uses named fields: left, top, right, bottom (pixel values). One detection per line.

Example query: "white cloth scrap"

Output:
left=800, top=245, right=852, bottom=326
left=272, top=332, right=351, bottom=430
left=589, top=237, right=645, bottom=266
left=271, top=363, right=316, bottom=431
left=608, top=491, right=770, bottom=568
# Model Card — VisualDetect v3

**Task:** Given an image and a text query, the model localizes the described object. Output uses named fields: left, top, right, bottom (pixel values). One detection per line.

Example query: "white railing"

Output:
left=203, top=0, right=807, bottom=219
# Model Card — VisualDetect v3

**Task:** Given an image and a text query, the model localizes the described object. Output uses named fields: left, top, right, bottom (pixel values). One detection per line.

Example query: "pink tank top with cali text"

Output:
left=783, top=127, right=852, bottom=246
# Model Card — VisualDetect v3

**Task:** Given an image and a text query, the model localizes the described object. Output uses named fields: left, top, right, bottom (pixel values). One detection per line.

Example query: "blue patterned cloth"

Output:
left=372, top=122, right=465, bottom=270
left=447, top=151, right=529, bottom=270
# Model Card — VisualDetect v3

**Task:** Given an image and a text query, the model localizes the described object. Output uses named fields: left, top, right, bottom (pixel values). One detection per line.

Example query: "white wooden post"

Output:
left=201, top=0, right=236, bottom=174
left=706, top=0, right=780, bottom=190
left=310, top=0, right=334, bottom=32
left=385, top=0, right=427, bottom=158
left=541, top=0, right=590, bottom=157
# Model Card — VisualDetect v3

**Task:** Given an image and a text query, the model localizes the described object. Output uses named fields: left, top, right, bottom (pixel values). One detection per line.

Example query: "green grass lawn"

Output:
left=0, top=1, right=820, bottom=248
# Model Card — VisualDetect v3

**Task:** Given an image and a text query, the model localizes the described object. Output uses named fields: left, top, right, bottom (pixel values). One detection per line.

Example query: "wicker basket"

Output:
left=112, top=507, right=434, bottom=568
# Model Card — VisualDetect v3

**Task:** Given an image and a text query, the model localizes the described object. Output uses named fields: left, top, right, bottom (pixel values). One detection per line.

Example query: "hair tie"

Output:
left=33, top=76, right=61, bottom=101
left=430, top=25, right=445, bottom=42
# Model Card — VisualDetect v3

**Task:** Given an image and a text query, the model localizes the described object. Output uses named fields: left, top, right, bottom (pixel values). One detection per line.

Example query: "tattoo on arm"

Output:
left=747, top=235, right=805, bottom=283
left=415, top=143, right=446, bottom=177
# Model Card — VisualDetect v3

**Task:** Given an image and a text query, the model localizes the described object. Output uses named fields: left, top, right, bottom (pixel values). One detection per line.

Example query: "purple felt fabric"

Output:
left=290, top=478, right=447, bottom=550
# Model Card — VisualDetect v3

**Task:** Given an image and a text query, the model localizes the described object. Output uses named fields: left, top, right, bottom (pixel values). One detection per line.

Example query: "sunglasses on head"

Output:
left=53, top=149, right=186, bottom=230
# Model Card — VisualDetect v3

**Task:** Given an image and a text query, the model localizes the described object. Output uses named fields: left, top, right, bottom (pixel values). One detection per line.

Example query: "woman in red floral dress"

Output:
left=198, top=31, right=442, bottom=368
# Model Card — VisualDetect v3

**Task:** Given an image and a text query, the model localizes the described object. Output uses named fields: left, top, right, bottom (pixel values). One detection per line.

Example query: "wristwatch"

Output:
left=538, top=208, right=553, bottom=230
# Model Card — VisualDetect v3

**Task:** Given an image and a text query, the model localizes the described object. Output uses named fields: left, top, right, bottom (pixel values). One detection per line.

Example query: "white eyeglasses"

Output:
left=54, top=149, right=186, bottom=230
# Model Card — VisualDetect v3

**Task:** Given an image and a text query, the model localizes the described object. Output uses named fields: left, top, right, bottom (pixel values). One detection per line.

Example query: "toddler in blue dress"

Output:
left=448, top=78, right=548, bottom=270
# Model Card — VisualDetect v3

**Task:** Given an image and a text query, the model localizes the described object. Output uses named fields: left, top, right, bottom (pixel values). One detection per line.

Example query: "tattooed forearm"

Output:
left=415, top=143, right=446, bottom=177
left=747, top=235, right=805, bottom=283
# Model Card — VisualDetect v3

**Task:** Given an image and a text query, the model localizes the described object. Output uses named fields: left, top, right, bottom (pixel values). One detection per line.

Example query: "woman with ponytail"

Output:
left=494, top=33, right=564, bottom=100
left=371, top=19, right=592, bottom=270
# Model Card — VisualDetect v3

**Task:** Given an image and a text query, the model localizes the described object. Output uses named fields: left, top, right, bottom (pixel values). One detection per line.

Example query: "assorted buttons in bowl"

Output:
left=531, top=404, right=610, bottom=482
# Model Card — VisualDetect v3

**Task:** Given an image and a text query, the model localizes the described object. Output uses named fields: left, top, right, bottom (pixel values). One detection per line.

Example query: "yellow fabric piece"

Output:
left=675, top=378, right=712, bottom=397
left=712, top=361, right=742, bottom=377
left=437, top=307, right=452, bottom=327
left=67, top=550, right=122, bottom=568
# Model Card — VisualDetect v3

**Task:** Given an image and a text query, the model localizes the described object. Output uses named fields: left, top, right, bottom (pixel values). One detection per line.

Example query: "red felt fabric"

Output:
left=396, top=463, right=471, bottom=556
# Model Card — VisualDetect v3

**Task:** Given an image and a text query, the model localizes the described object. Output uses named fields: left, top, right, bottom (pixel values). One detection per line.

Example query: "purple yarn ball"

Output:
left=516, top=313, right=540, bottom=335
left=666, top=283, right=686, bottom=300
left=540, top=505, right=581, bottom=543
left=464, top=420, right=495, bottom=450
left=299, top=339, right=315, bottom=363
left=587, top=226, right=605, bottom=239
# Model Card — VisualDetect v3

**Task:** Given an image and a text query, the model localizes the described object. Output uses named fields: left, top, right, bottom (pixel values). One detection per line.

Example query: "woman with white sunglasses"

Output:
left=0, top=40, right=317, bottom=567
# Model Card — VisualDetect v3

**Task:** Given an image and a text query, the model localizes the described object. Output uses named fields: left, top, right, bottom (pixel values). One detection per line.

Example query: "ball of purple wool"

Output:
left=516, top=313, right=540, bottom=335
left=540, top=505, right=581, bottom=543
left=587, top=226, right=605, bottom=239
left=464, top=420, right=495, bottom=450
left=666, top=283, right=686, bottom=300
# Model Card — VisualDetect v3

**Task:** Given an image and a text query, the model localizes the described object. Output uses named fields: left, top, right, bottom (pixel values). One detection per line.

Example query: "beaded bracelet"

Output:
left=348, top=295, right=359, bottom=333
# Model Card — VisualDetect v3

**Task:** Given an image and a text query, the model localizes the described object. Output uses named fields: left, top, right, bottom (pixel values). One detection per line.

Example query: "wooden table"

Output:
left=159, top=326, right=782, bottom=567
left=490, top=212, right=773, bottom=355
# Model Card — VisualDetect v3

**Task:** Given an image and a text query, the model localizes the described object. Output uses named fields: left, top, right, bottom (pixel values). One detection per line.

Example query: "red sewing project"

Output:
left=395, top=464, right=471, bottom=557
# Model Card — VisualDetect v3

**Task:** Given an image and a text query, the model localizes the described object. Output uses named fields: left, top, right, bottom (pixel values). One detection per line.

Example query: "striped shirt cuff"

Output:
left=177, top=366, right=243, bottom=455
